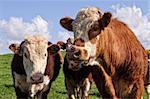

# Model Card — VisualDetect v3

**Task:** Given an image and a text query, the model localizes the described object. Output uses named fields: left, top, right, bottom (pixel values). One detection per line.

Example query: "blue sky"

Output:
left=0, top=0, right=150, bottom=54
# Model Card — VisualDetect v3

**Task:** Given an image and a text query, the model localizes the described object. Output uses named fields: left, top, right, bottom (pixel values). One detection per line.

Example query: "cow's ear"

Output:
left=57, top=41, right=66, bottom=50
left=47, top=44, right=60, bottom=54
left=60, top=17, right=74, bottom=31
left=99, top=12, right=112, bottom=28
left=9, top=43, right=20, bottom=54
left=48, top=41, right=52, bottom=47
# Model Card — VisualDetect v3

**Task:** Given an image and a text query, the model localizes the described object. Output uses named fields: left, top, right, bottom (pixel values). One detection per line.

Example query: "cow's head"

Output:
left=60, top=7, right=112, bottom=65
left=57, top=39, right=83, bottom=71
left=9, top=40, right=62, bottom=97
left=10, top=35, right=48, bottom=84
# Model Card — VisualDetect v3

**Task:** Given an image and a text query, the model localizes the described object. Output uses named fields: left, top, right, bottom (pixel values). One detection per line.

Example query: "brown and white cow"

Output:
left=9, top=35, right=62, bottom=99
left=59, top=7, right=148, bottom=99
left=57, top=40, right=92, bottom=99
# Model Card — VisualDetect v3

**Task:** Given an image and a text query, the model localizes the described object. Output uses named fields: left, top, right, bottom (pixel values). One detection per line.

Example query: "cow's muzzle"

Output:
left=67, top=45, right=89, bottom=61
left=30, top=73, right=44, bottom=84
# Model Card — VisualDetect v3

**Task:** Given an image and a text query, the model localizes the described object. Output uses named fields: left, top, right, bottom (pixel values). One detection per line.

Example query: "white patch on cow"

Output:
left=21, top=35, right=48, bottom=83
left=88, top=60, right=99, bottom=66
left=44, top=75, right=50, bottom=85
left=85, top=41, right=97, bottom=58
left=72, top=7, right=103, bottom=40
left=70, top=94, right=76, bottom=99
left=84, top=78, right=91, bottom=97
left=13, top=72, right=30, bottom=93
left=30, top=75, right=50, bottom=97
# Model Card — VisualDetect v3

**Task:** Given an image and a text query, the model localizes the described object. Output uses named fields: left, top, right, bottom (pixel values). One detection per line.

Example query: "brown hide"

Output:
left=96, top=19, right=147, bottom=80
left=44, top=52, right=61, bottom=81
left=89, top=18, right=148, bottom=98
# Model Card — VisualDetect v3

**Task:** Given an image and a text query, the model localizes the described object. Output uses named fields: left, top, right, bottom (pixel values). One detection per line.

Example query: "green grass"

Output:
left=0, top=53, right=148, bottom=99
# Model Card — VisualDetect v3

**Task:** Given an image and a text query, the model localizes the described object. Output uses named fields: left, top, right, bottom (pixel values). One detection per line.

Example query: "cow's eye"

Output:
left=44, top=53, right=47, bottom=57
left=91, top=23, right=99, bottom=32
left=93, top=25, right=99, bottom=31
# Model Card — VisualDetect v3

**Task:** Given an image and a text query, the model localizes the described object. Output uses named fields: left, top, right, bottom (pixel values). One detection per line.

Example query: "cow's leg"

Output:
left=81, top=78, right=92, bottom=99
left=76, top=87, right=81, bottom=99
left=15, top=87, right=28, bottom=99
left=65, top=77, right=76, bottom=99
left=145, top=84, right=150, bottom=99
left=96, top=64, right=118, bottom=99
left=37, top=92, right=48, bottom=99
left=91, top=66, right=112, bottom=98
left=37, top=90, right=49, bottom=99
left=128, top=78, right=144, bottom=99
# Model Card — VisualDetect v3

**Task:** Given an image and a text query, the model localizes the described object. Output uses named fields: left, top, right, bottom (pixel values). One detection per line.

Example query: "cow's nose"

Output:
left=30, top=73, right=43, bottom=84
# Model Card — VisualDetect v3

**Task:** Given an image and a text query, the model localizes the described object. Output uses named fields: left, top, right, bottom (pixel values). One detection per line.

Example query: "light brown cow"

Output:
left=60, top=7, right=148, bottom=99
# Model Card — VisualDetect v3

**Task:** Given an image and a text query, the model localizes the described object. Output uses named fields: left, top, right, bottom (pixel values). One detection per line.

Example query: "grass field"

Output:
left=0, top=53, right=148, bottom=99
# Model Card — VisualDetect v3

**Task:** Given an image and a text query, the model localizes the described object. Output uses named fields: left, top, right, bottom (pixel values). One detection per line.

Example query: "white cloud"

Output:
left=58, top=31, right=73, bottom=43
left=0, top=16, right=51, bottom=54
left=112, top=5, right=150, bottom=49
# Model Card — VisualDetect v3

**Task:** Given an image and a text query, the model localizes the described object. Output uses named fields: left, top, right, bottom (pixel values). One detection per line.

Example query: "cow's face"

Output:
left=57, top=39, right=84, bottom=71
left=60, top=7, right=112, bottom=65
left=9, top=39, right=62, bottom=84
left=21, top=35, right=48, bottom=84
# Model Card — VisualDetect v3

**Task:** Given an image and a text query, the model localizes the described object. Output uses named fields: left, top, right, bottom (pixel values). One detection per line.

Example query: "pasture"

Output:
left=0, top=53, right=148, bottom=99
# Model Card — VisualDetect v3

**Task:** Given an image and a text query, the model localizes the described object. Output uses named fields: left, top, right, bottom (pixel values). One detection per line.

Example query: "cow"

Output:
left=9, top=35, right=62, bottom=99
left=59, top=7, right=148, bottom=99
left=57, top=40, right=93, bottom=99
